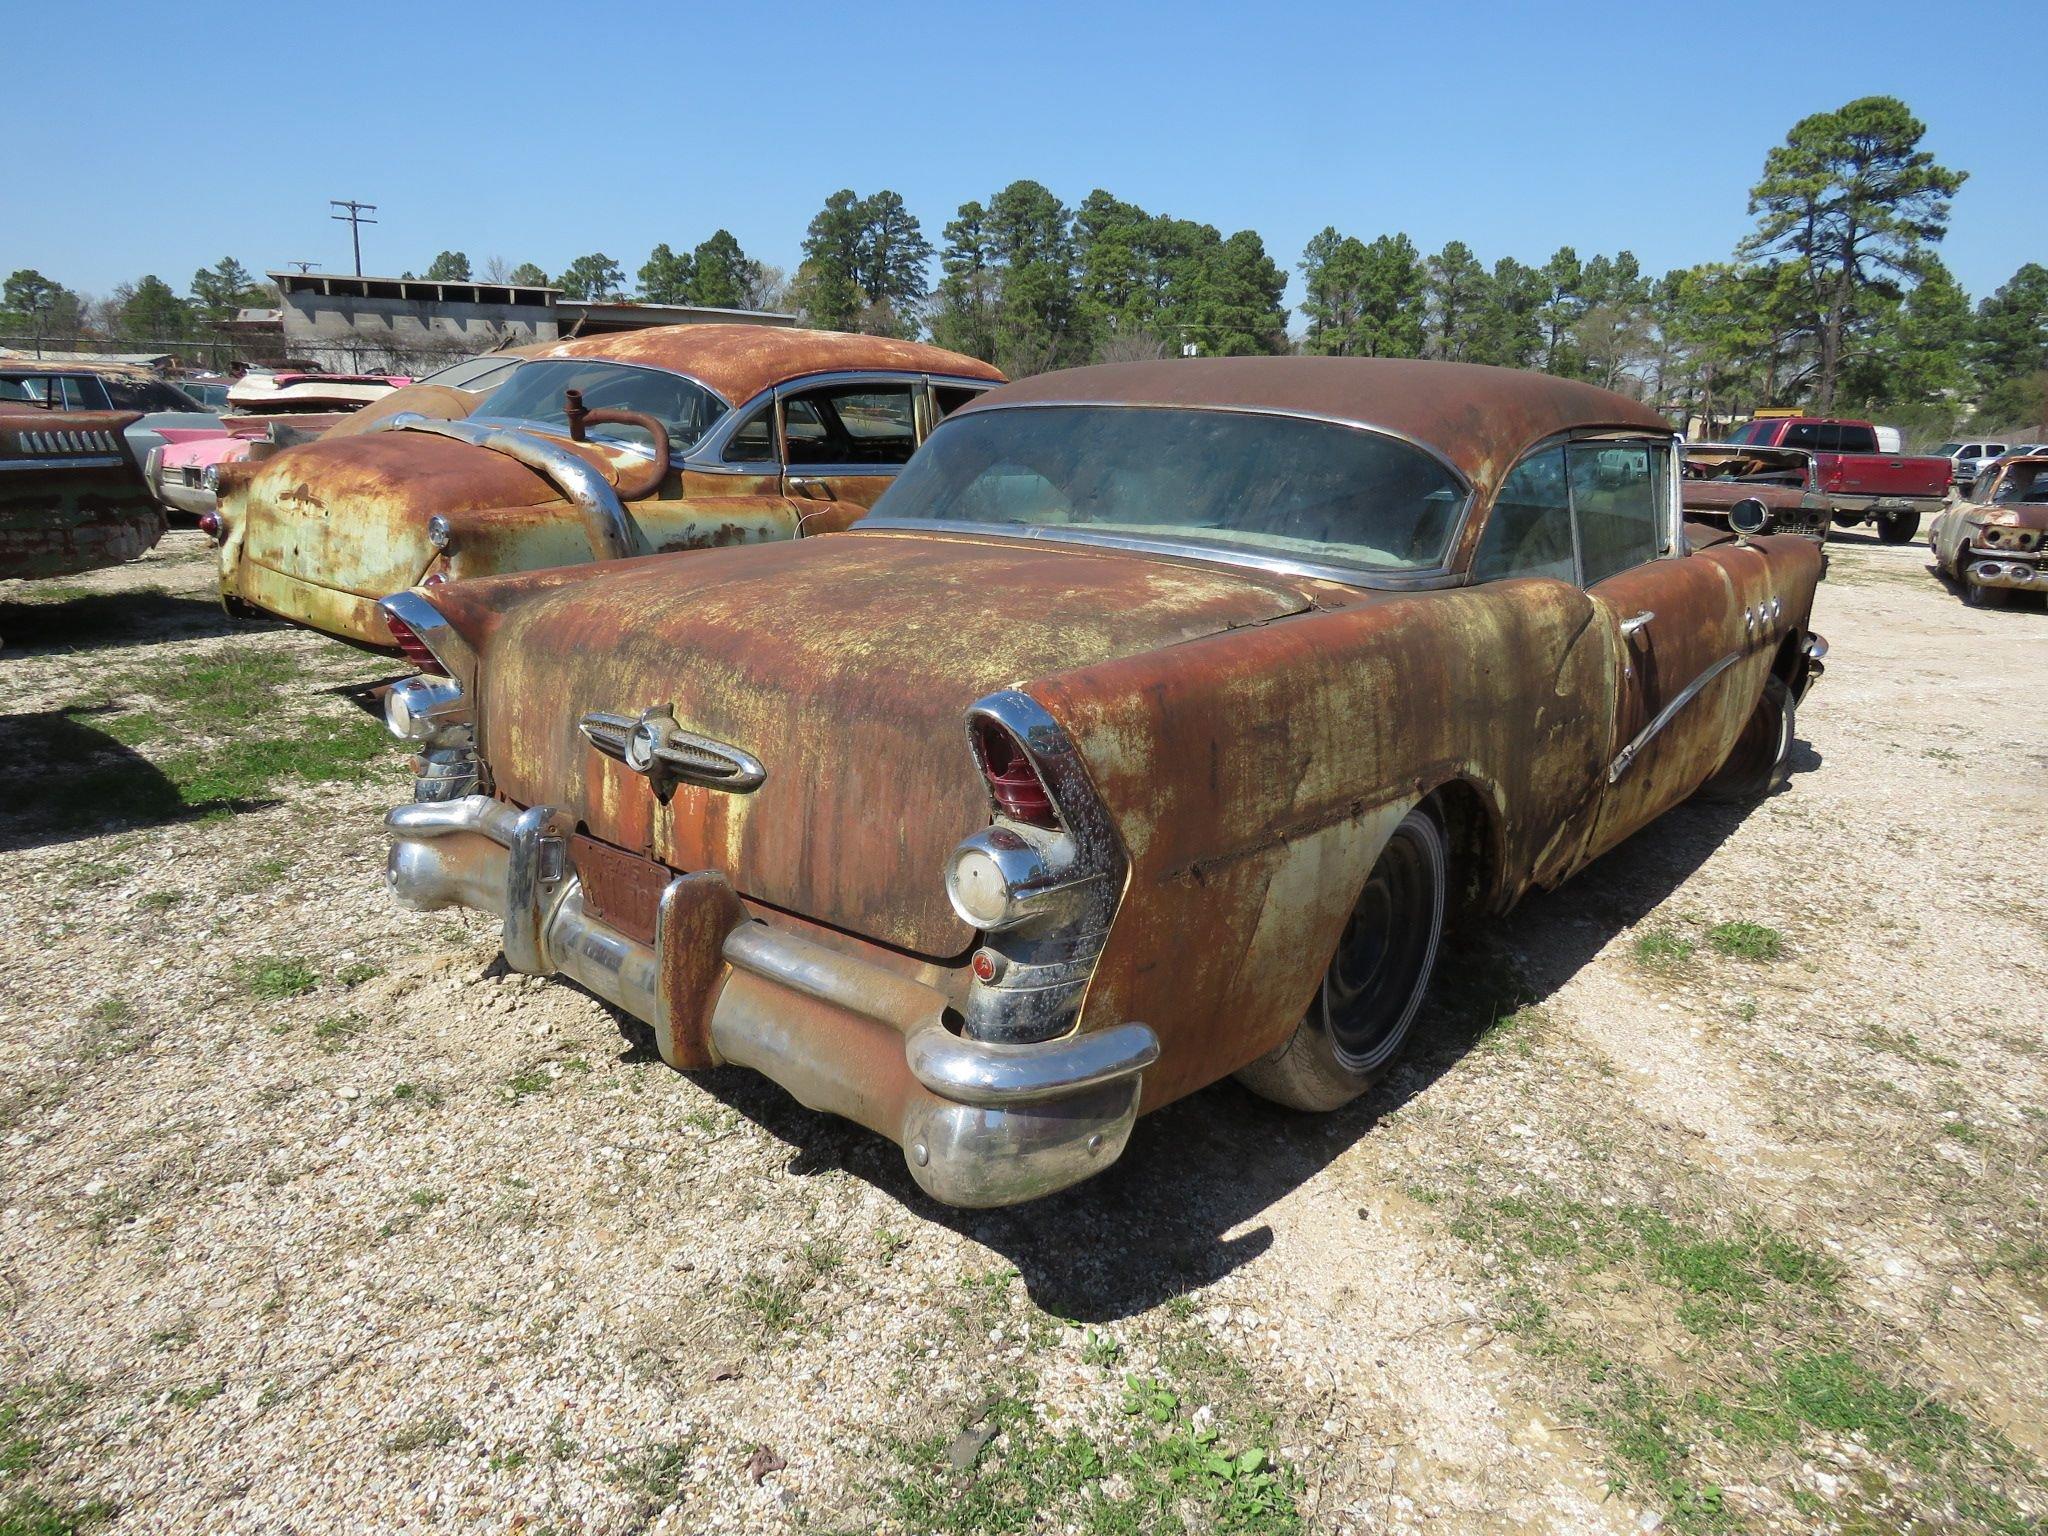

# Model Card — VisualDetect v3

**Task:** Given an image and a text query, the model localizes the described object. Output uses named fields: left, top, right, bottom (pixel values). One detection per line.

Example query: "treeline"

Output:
left=4, top=96, right=2042, bottom=437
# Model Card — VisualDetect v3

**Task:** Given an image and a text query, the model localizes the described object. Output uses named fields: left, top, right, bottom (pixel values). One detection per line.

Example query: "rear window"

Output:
left=103, top=377, right=208, bottom=414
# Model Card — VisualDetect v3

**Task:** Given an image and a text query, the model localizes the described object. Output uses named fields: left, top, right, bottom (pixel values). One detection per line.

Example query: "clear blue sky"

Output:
left=3, top=0, right=2040, bottom=314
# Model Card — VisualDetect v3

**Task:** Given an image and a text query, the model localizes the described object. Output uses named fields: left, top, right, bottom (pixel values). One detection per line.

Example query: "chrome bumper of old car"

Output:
left=1964, top=553, right=2043, bottom=592
left=384, top=795, right=1158, bottom=1207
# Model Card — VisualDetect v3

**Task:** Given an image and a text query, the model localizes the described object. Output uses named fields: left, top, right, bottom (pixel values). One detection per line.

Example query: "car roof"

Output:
left=956, top=357, right=1671, bottom=498
left=535, top=324, right=1005, bottom=406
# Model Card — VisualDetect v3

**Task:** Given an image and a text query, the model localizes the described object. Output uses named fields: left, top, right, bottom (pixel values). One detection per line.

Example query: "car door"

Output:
left=776, top=375, right=923, bottom=532
left=1577, top=438, right=1748, bottom=861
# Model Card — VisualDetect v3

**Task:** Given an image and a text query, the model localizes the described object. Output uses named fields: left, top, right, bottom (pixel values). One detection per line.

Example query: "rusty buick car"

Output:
left=375, top=359, right=1826, bottom=1206
left=1928, top=452, right=2048, bottom=607
left=215, top=325, right=1003, bottom=652
left=1680, top=442, right=1829, bottom=545
left=1, top=403, right=164, bottom=583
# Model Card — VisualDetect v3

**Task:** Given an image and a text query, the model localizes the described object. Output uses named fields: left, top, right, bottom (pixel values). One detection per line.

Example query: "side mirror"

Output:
left=1729, top=497, right=1770, bottom=536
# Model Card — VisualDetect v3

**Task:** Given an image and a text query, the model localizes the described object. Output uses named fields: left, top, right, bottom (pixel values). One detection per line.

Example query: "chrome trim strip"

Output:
left=377, top=588, right=479, bottom=694
left=373, top=413, right=638, bottom=560
left=0, top=454, right=128, bottom=471
left=857, top=520, right=1463, bottom=592
left=1607, top=652, right=1742, bottom=783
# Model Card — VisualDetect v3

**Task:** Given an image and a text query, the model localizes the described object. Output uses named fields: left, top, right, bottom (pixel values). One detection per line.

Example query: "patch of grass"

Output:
left=121, top=650, right=304, bottom=732
left=735, top=1274, right=807, bottom=1336
left=608, top=1440, right=696, bottom=1519
left=888, top=1379, right=1302, bottom=1536
left=238, top=957, right=318, bottom=1001
left=406, top=1189, right=446, bottom=1212
left=1704, top=921, right=1783, bottom=962
left=389, top=1082, right=444, bottom=1108
left=1941, top=1119, right=1986, bottom=1147
left=1631, top=927, right=1697, bottom=968
left=505, top=1068, right=552, bottom=1100
left=135, top=890, right=182, bottom=913
left=60, top=861, right=131, bottom=891
left=165, top=1378, right=223, bottom=1410
left=77, top=999, right=147, bottom=1065
left=1856, top=1022, right=1960, bottom=1070
left=311, top=1012, right=366, bottom=1050
left=335, top=962, right=381, bottom=987
left=382, top=1411, right=466, bottom=1454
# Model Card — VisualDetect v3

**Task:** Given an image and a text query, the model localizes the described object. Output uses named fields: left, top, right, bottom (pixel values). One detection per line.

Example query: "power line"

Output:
left=329, top=199, right=378, bottom=277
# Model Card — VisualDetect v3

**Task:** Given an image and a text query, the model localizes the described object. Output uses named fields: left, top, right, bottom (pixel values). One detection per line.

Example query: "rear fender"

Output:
left=1031, top=580, right=1615, bottom=1108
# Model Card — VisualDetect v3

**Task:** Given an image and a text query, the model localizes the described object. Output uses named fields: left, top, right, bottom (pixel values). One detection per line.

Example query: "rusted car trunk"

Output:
left=466, top=530, right=1314, bottom=957
left=0, top=409, right=163, bottom=581
left=224, top=432, right=587, bottom=644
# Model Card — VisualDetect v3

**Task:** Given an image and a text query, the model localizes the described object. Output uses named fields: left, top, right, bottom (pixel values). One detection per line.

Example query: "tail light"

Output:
left=971, top=717, right=1055, bottom=827
left=197, top=512, right=220, bottom=539
left=385, top=611, right=446, bottom=675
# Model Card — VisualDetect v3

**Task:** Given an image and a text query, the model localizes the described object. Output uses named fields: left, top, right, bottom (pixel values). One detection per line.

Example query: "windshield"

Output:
left=870, top=405, right=1467, bottom=574
left=1931, top=442, right=1962, bottom=456
left=476, top=358, right=726, bottom=452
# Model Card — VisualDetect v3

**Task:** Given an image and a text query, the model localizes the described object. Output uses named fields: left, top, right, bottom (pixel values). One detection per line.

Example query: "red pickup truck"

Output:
left=1728, top=416, right=1952, bottom=543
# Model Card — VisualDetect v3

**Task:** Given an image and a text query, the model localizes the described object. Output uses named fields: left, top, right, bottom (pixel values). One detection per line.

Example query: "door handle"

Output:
left=788, top=476, right=834, bottom=500
left=1619, top=610, right=1655, bottom=641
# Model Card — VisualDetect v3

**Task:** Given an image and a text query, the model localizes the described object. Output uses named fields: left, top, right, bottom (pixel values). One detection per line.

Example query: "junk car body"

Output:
left=0, top=404, right=163, bottom=582
left=152, top=350, right=540, bottom=521
left=378, top=359, right=1826, bottom=1207
left=215, top=325, right=1003, bottom=652
left=1680, top=443, right=1829, bottom=544
left=1728, top=415, right=1950, bottom=542
left=1928, top=453, right=2048, bottom=606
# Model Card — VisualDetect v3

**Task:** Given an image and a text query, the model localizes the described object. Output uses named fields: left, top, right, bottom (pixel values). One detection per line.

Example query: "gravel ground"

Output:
left=0, top=530, right=2042, bottom=1534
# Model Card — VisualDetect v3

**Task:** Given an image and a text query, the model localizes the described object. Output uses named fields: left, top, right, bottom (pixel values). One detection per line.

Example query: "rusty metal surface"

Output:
left=542, top=324, right=1004, bottom=404
left=0, top=408, right=164, bottom=581
left=400, top=361, right=1825, bottom=1134
left=216, top=329, right=1003, bottom=650
left=957, top=358, right=1671, bottom=509
left=322, top=384, right=489, bottom=439
left=463, top=530, right=1317, bottom=958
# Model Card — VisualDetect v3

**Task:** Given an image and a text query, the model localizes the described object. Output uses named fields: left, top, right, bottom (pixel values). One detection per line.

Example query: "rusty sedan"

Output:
left=374, top=359, right=1826, bottom=1207
left=214, top=325, right=1003, bottom=652
left=1928, top=453, right=2048, bottom=608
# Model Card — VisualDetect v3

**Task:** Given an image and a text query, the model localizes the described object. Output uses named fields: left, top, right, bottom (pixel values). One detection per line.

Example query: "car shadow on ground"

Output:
left=577, top=741, right=1825, bottom=1321
left=0, top=707, right=276, bottom=853
left=0, top=588, right=276, bottom=654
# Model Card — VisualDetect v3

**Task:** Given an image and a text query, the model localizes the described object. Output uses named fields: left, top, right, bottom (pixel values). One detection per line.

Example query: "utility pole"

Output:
left=329, top=199, right=378, bottom=276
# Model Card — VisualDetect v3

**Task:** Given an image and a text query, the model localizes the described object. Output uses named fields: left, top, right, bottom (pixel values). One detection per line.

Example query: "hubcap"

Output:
left=1324, top=822, right=1442, bottom=1074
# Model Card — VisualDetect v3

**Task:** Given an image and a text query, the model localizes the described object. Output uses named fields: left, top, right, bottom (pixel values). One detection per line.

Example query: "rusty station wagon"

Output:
left=1927, top=452, right=2048, bottom=608
left=214, top=325, right=1003, bottom=651
left=376, top=359, right=1827, bottom=1207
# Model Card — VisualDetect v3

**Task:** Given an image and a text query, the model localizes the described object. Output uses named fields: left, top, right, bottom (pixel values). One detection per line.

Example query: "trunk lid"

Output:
left=234, top=431, right=592, bottom=598
left=478, top=530, right=1315, bottom=957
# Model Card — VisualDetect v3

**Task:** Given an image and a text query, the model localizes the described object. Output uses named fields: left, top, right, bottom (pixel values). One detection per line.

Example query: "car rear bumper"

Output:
left=220, top=554, right=399, bottom=649
left=384, top=795, right=1158, bottom=1207
left=1964, top=553, right=2044, bottom=592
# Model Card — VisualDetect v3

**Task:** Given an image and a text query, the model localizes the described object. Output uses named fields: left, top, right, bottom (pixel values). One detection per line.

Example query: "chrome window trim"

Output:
left=681, top=370, right=991, bottom=476
left=473, top=355, right=734, bottom=458
left=856, top=399, right=1477, bottom=589
left=1469, top=429, right=1682, bottom=589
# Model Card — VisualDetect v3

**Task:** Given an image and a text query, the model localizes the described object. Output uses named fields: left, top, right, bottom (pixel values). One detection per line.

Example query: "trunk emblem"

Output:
left=578, top=707, right=767, bottom=796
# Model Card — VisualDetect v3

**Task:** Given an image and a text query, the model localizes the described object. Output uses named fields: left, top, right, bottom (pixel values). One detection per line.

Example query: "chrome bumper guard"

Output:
left=385, top=796, right=1158, bottom=1207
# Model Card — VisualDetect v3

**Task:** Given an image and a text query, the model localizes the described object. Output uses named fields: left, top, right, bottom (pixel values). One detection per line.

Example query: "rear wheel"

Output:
left=1963, top=576, right=2005, bottom=610
left=1234, top=806, right=1446, bottom=1112
left=1696, top=675, right=1794, bottom=803
left=1875, top=509, right=1918, bottom=544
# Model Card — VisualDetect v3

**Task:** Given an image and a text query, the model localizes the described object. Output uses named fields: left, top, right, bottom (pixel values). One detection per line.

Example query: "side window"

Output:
left=1571, top=442, right=1667, bottom=585
left=62, top=376, right=108, bottom=410
left=721, top=404, right=777, bottom=464
left=781, top=383, right=918, bottom=467
left=1782, top=422, right=1821, bottom=450
left=1834, top=424, right=1877, bottom=453
left=933, top=384, right=986, bottom=420
left=1471, top=446, right=1574, bottom=583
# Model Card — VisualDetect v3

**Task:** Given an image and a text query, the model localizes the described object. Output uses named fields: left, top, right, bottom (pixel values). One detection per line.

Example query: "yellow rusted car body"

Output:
left=215, top=325, right=1003, bottom=651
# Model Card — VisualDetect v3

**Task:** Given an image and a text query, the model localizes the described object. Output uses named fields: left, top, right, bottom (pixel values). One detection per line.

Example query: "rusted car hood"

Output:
left=233, top=430, right=605, bottom=598
left=1973, top=504, right=2048, bottom=534
left=478, top=529, right=1316, bottom=957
